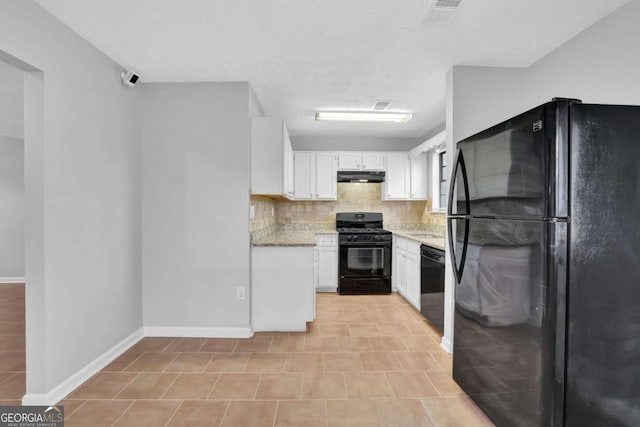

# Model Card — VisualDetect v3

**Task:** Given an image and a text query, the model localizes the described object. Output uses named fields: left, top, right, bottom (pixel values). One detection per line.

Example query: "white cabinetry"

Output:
left=294, top=152, right=316, bottom=199
left=252, top=246, right=315, bottom=331
left=294, top=152, right=337, bottom=200
left=361, top=152, right=386, bottom=170
left=338, top=152, right=361, bottom=170
left=383, top=153, right=410, bottom=200
left=315, top=234, right=338, bottom=292
left=383, top=152, right=428, bottom=201
left=251, top=117, right=294, bottom=199
left=405, top=241, right=422, bottom=310
left=315, top=152, right=338, bottom=200
left=409, top=153, right=428, bottom=200
left=338, top=152, right=386, bottom=170
left=393, top=236, right=421, bottom=311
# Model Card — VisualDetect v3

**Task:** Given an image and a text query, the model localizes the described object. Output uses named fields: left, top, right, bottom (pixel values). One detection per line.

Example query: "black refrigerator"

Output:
left=447, top=98, right=640, bottom=426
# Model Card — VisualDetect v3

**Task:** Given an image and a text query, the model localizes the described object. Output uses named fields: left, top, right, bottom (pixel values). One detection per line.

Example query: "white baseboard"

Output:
left=144, top=326, right=254, bottom=338
left=22, top=327, right=144, bottom=406
left=440, top=336, right=453, bottom=354
left=0, top=277, right=25, bottom=284
left=315, top=287, right=337, bottom=293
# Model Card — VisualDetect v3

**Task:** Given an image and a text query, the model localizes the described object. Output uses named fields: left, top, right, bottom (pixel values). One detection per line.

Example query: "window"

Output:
left=431, top=149, right=447, bottom=211
left=439, top=151, right=447, bottom=208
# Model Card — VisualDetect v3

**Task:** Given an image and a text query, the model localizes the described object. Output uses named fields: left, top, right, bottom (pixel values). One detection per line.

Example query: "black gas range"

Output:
left=336, top=213, right=392, bottom=295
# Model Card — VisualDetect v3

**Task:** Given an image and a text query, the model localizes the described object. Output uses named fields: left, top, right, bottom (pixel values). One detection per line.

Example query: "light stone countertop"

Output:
left=251, top=224, right=445, bottom=250
left=386, top=229, right=447, bottom=251
left=251, top=225, right=337, bottom=247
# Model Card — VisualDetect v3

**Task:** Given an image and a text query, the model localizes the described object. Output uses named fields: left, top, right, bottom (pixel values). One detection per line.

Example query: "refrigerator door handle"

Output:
left=447, top=217, right=470, bottom=284
left=448, top=149, right=471, bottom=216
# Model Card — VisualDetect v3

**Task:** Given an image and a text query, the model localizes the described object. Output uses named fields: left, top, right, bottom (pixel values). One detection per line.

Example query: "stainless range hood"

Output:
left=337, top=171, right=385, bottom=183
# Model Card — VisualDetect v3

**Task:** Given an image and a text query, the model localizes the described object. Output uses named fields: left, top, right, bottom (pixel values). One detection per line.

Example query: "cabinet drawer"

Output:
left=316, top=235, right=338, bottom=246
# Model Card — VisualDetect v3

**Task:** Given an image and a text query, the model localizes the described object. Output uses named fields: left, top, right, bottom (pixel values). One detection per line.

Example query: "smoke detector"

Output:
left=423, top=0, right=463, bottom=23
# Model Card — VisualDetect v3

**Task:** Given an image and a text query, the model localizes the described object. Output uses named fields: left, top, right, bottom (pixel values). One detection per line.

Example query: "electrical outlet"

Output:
left=236, top=286, right=246, bottom=300
left=271, top=206, right=275, bottom=216
left=249, top=205, right=255, bottom=219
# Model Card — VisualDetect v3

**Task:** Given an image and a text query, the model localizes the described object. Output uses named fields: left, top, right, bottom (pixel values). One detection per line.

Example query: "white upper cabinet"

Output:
left=293, top=152, right=337, bottom=200
left=251, top=117, right=294, bottom=199
left=337, top=152, right=361, bottom=170
left=383, top=153, right=410, bottom=200
left=361, top=152, right=386, bottom=170
left=315, top=152, right=338, bottom=200
left=283, top=125, right=294, bottom=199
left=294, top=152, right=316, bottom=199
left=337, top=152, right=385, bottom=170
left=409, top=153, right=428, bottom=200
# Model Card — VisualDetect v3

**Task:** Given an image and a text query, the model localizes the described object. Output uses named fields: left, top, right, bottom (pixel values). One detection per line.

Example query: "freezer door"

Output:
left=452, top=219, right=566, bottom=427
left=566, top=104, right=640, bottom=426
left=455, top=104, right=557, bottom=219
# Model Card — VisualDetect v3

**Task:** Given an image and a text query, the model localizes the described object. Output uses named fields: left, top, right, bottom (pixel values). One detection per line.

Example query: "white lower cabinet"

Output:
left=393, top=236, right=421, bottom=311
left=315, top=234, right=338, bottom=292
left=251, top=246, right=315, bottom=331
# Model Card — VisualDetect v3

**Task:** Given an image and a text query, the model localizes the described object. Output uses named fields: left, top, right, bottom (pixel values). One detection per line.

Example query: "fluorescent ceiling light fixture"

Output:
left=315, top=111, right=412, bottom=123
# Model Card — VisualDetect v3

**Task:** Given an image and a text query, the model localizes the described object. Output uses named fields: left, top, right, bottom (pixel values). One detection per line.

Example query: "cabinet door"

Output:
left=384, top=153, right=409, bottom=199
left=396, top=251, right=407, bottom=297
left=283, top=125, right=295, bottom=199
left=406, top=250, right=421, bottom=310
left=316, top=152, right=337, bottom=200
left=362, top=152, right=386, bottom=170
left=294, top=152, right=316, bottom=199
left=338, top=152, right=361, bottom=170
left=410, top=154, right=428, bottom=200
left=317, top=245, right=338, bottom=291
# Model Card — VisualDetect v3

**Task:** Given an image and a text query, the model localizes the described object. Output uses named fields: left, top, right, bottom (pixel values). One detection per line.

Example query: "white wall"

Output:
left=0, top=1, right=141, bottom=400
left=443, top=0, right=640, bottom=352
left=525, top=0, right=640, bottom=107
left=0, top=135, right=24, bottom=279
left=140, top=82, right=252, bottom=331
left=0, top=60, right=23, bottom=139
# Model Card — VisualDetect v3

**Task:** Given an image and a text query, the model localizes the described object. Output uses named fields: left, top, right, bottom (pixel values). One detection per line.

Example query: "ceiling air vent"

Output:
left=372, top=100, right=391, bottom=111
left=423, top=0, right=462, bottom=23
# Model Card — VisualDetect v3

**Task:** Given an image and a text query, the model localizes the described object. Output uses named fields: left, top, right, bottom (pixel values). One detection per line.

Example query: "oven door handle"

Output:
left=339, top=242, right=391, bottom=247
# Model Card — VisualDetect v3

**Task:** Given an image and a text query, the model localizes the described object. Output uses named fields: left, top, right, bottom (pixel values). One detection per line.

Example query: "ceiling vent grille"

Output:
left=423, top=0, right=462, bottom=23
left=372, top=100, right=391, bottom=111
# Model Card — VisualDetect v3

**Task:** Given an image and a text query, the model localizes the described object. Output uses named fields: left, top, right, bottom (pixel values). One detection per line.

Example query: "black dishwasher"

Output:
left=420, top=245, right=445, bottom=334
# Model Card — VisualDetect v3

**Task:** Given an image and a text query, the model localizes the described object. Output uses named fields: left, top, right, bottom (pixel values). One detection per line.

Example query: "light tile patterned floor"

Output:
left=1, top=285, right=494, bottom=425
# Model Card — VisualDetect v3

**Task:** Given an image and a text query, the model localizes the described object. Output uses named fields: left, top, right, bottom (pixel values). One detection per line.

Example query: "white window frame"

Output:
left=431, top=146, right=447, bottom=212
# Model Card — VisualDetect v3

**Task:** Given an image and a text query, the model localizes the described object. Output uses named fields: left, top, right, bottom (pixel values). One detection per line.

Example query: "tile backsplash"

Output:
left=251, top=183, right=446, bottom=235
left=250, top=196, right=276, bottom=232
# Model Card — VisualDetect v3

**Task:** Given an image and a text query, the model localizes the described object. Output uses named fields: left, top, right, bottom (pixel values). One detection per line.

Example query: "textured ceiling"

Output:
left=35, top=0, right=630, bottom=138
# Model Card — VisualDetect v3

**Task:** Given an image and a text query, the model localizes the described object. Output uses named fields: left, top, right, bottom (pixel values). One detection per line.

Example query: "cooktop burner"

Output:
left=337, top=227, right=391, bottom=234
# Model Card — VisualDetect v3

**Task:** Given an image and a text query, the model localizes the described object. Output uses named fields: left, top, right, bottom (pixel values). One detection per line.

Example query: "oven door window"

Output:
left=345, top=247, right=385, bottom=275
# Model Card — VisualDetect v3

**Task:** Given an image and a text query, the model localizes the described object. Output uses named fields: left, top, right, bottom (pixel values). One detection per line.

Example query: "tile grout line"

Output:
left=160, top=352, right=182, bottom=373
left=113, top=351, right=145, bottom=372
left=158, top=371, right=182, bottom=399
left=202, top=351, right=217, bottom=373
left=163, top=399, right=184, bottom=427
left=109, top=399, right=136, bottom=427
left=113, top=372, right=141, bottom=400
left=423, top=370, right=443, bottom=398
left=272, top=400, right=279, bottom=427
left=205, top=371, right=223, bottom=399
left=217, top=400, right=231, bottom=427
left=61, top=399, right=87, bottom=419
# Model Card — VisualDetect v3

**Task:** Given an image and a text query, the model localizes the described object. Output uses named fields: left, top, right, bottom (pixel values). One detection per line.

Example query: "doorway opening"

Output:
left=0, top=59, right=26, bottom=403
